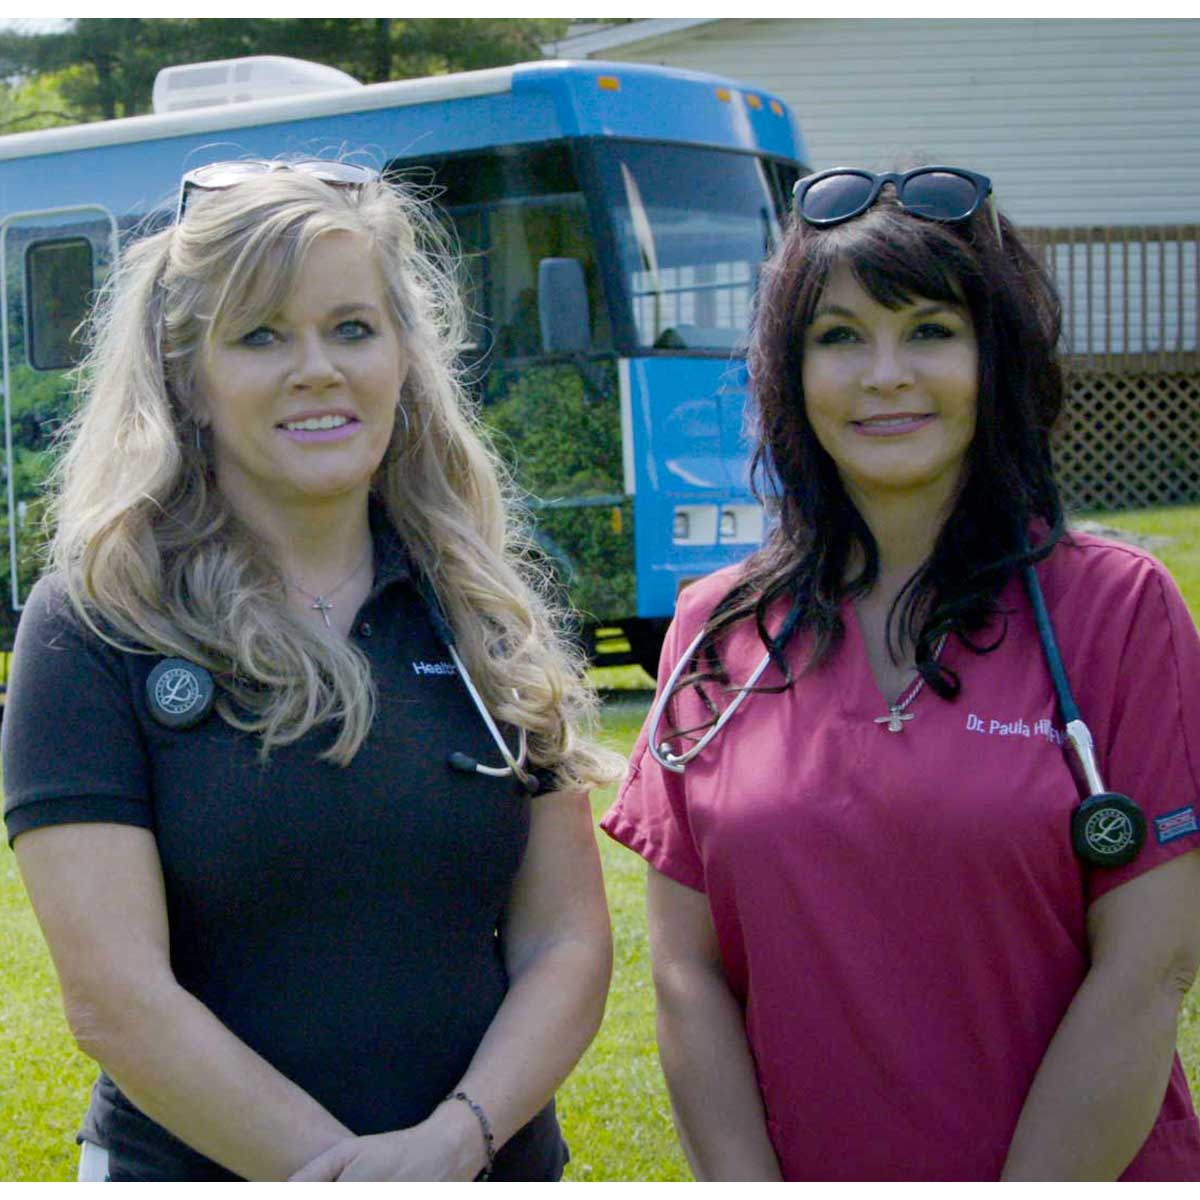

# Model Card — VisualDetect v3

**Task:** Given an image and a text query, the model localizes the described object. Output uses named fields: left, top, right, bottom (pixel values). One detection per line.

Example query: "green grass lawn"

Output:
left=3, top=504, right=1199, bottom=1181
left=0, top=839, right=96, bottom=1181
left=557, top=698, right=689, bottom=1182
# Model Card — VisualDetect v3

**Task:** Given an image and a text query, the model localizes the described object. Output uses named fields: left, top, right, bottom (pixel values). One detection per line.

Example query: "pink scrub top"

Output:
left=603, top=532, right=1200, bottom=1180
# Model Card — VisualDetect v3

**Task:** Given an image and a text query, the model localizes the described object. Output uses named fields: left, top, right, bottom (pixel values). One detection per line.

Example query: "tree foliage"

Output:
left=0, top=18, right=569, bottom=126
left=483, top=363, right=636, bottom=624
left=0, top=68, right=81, bottom=134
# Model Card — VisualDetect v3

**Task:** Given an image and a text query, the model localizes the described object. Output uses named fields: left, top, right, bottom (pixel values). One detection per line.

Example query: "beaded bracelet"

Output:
left=446, top=1089, right=496, bottom=1181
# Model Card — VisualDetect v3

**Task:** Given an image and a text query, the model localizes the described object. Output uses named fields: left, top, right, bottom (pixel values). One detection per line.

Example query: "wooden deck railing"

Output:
left=1023, top=225, right=1200, bottom=374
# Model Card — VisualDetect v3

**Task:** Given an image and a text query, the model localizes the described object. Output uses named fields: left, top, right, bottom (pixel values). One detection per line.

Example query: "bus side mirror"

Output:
left=538, top=257, right=590, bottom=354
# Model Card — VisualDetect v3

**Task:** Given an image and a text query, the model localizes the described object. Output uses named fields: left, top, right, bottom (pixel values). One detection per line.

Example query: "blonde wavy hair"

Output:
left=50, top=166, right=622, bottom=791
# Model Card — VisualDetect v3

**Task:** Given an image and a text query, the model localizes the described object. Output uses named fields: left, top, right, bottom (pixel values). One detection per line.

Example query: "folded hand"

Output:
left=290, top=1106, right=485, bottom=1182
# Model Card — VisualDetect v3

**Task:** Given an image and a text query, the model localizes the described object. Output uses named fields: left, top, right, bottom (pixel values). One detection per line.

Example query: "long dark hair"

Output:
left=668, top=190, right=1066, bottom=732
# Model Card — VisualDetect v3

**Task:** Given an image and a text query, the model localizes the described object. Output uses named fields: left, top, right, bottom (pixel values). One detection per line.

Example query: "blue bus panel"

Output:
left=0, top=59, right=807, bottom=667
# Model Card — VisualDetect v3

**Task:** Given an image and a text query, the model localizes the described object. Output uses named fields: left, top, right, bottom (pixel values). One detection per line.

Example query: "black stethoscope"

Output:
left=1018, top=562, right=1144, bottom=866
left=648, top=561, right=1146, bottom=868
left=144, top=580, right=537, bottom=794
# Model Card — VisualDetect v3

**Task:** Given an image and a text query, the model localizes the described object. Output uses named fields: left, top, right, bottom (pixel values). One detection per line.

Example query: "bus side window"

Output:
left=25, top=237, right=93, bottom=371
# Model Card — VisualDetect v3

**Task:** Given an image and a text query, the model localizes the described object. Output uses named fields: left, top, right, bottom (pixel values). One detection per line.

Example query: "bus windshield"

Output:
left=591, top=140, right=793, bottom=354
left=413, top=143, right=612, bottom=362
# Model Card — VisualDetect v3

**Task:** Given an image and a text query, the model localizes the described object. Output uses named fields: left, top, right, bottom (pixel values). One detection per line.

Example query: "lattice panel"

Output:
left=1053, top=372, right=1200, bottom=511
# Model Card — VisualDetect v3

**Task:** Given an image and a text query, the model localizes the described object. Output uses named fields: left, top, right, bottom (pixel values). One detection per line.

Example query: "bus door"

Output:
left=584, top=141, right=798, bottom=650
left=400, top=145, right=634, bottom=652
left=0, top=206, right=117, bottom=630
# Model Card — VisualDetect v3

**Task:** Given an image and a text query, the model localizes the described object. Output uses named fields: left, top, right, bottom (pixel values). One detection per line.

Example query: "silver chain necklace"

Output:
left=283, top=548, right=372, bottom=628
left=873, top=633, right=949, bottom=733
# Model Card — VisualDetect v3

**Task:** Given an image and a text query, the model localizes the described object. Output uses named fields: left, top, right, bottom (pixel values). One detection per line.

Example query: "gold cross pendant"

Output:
left=874, top=708, right=914, bottom=733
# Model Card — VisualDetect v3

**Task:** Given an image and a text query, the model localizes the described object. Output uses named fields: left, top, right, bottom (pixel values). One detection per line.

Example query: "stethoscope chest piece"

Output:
left=147, top=658, right=216, bottom=730
left=1071, top=792, right=1146, bottom=868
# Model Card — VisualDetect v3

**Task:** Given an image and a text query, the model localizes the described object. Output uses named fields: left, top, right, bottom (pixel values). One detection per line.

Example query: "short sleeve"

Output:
left=1086, top=556, right=1200, bottom=901
left=2, top=575, right=153, bottom=846
left=600, top=591, right=709, bottom=893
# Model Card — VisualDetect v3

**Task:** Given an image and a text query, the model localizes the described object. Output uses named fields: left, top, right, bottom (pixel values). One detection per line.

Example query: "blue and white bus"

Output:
left=0, top=55, right=808, bottom=672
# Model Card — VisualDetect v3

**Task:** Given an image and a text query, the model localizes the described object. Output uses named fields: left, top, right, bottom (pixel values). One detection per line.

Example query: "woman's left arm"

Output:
left=1002, top=848, right=1200, bottom=1180
left=293, top=790, right=613, bottom=1181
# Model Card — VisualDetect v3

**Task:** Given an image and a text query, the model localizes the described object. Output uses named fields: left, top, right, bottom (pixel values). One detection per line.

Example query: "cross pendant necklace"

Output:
left=875, top=707, right=915, bottom=733
left=872, top=633, right=948, bottom=734
left=309, top=595, right=335, bottom=626
left=284, top=547, right=372, bottom=629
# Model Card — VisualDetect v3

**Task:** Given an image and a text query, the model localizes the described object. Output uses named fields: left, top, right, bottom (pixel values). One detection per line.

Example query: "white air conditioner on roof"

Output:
left=152, top=56, right=362, bottom=115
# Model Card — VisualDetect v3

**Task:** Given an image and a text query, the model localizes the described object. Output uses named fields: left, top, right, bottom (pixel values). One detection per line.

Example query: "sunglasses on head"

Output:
left=793, top=166, right=997, bottom=237
left=176, top=159, right=381, bottom=222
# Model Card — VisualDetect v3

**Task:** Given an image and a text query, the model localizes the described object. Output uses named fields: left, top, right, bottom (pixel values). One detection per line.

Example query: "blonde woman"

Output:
left=2, top=162, right=617, bottom=1182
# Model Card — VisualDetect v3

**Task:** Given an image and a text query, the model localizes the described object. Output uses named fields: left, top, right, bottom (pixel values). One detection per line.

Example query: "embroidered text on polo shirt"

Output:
left=412, top=660, right=457, bottom=676
left=965, top=712, right=1065, bottom=746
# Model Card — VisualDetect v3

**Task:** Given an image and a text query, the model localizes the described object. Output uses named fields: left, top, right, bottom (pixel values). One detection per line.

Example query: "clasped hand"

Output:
left=290, top=1107, right=485, bottom=1182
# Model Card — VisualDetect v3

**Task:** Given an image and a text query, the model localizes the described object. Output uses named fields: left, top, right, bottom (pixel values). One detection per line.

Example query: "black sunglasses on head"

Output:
left=176, top=158, right=381, bottom=222
left=793, top=166, right=997, bottom=236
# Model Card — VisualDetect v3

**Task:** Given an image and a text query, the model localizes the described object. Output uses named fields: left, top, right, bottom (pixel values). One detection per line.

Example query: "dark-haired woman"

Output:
left=601, top=167, right=1200, bottom=1181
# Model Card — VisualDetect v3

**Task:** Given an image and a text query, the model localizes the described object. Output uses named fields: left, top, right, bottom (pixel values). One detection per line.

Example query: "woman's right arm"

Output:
left=15, top=821, right=352, bottom=1180
left=646, top=865, right=782, bottom=1181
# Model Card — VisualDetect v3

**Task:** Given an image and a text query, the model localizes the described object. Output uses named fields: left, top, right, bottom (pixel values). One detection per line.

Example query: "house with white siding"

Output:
left=547, top=18, right=1200, bottom=509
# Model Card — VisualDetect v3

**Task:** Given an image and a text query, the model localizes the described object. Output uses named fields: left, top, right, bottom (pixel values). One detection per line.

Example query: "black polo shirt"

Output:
left=2, top=527, right=565, bottom=1181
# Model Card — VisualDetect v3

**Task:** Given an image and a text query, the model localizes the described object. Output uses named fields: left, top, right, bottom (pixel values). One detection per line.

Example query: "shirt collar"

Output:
left=367, top=500, right=414, bottom=597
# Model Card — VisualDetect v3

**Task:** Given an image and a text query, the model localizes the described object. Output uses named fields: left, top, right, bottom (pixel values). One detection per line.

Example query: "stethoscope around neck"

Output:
left=647, top=592, right=804, bottom=775
left=415, top=578, right=535, bottom=792
left=647, top=563, right=1146, bottom=868
left=144, top=576, right=536, bottom=794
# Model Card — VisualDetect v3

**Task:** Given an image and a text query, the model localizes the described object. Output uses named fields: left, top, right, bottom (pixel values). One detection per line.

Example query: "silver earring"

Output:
left=396, top=405, right=411, bottom=443
left=194, top=424, right=204, bottom=452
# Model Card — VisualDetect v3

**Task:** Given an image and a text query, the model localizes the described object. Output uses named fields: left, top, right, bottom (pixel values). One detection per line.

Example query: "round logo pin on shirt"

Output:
left=147, top=658, right=215, bottom=730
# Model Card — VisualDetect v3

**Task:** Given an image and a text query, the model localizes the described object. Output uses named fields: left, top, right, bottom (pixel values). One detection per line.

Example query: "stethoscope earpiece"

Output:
left=1070, top=791, right=1146, bottom=869
left=449, top=750, right=540, bottom=794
